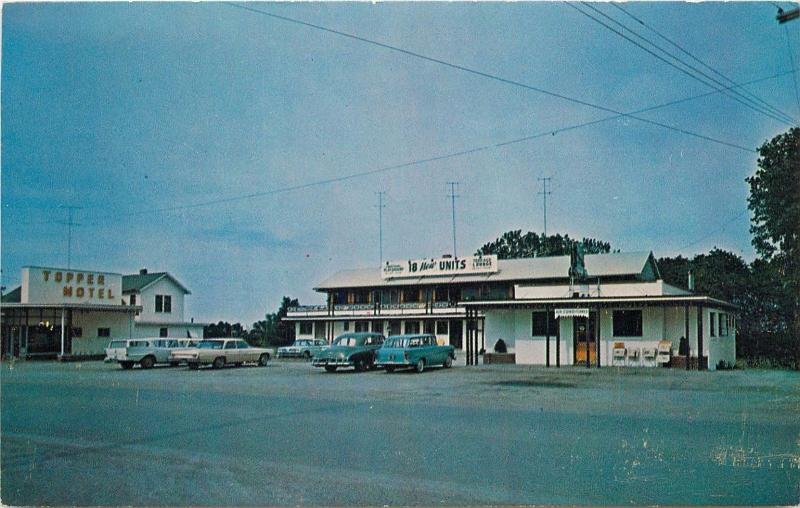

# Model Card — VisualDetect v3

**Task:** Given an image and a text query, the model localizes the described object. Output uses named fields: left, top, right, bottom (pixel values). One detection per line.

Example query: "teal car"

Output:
left=311, top=332, right=385, bottom=372
left=376, top=334, right=455, bottom=373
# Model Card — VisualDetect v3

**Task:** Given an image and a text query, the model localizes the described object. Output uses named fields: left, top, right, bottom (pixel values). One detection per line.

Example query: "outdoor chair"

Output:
left=642, top=347, right=657, bottom=367
left=612, top=342, right=626, bottom=366
left=627, top=347, right=640, bottom=366
left=656, top=340, right=673, bottom=366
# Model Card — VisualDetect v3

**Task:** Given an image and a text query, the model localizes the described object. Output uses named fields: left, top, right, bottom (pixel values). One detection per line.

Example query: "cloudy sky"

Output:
left=2, top=2, right=798, bottom=324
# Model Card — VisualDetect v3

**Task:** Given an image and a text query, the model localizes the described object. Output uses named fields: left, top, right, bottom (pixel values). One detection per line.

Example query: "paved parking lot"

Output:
left=2, top=359, right=799, bottom=506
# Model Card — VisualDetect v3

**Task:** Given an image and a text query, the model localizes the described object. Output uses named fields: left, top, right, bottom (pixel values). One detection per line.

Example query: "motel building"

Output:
left=1, top=266, right=205, bottom=359
left=286, top=251, right=737, bottom=370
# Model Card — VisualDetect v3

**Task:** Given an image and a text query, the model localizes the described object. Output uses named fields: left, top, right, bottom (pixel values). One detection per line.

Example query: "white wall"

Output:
left=135, top=278, right=186, bottom=323
left=70, top=311, right=133, bottom=356
left=134, top=323, right=204, bottom=339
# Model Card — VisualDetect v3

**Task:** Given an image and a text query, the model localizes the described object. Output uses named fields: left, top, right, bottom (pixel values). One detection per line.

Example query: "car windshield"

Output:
left=334, top=335, right=363, bottom=347
left=197, top=340, right=224, bottom=349
left=109, top=341, right=126, bottom=348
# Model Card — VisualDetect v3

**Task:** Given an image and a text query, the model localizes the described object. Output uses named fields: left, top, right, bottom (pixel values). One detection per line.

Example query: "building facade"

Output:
left=1, top=266, right=205, bottom=359
left=285, top=251, right=737, bottom=370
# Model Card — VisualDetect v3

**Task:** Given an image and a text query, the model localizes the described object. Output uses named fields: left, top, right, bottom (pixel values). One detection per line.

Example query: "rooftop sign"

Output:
left=382, top=255, right=498, bottom=279
left=20, top=267, right=123, bottom=305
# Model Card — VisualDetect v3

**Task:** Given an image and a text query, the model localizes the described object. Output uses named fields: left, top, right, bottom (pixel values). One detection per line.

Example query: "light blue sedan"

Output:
left=376, top=334, right=455, bottom=373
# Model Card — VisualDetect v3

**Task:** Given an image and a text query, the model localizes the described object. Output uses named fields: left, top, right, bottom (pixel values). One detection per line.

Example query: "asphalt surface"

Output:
left=2, top=358, right=799, bottom=506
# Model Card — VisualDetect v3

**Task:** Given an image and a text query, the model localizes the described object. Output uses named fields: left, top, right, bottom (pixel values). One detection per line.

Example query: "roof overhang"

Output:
left=0, top=303, right=142, bottom=312
left=462, top=295, right=738, bottom=311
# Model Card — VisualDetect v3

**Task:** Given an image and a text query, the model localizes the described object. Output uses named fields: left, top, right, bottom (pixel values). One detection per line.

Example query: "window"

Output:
left=355, top=321, right=369, bottom=332
left=299, top=322, right=313, bottom=335
left=436, top=321, right=448, bottom=335
left=423, top=321, right=434, bottom=334
left=98, top=328, right=111, bottom=337
left=130, top=294, right=136, bottom=306
left=224, top=341, right=236, bottom=349
left=389, top=321, right=402, bottom=335
left=371, top=320, right=383, bottom=333
left=405, top=321, right=420, bottom=334
left=237, top=340, right=250, bottom=349
left=343, top=321, right=350, bottom=331
left=71, top=327, right=83, bottom=338
left=155, top=295, right=172, bottom=313
left=531, top=311, right=558, bottom=336
left=719, top=313, right=728, bottom=336
left=160, top=327, right=168, bottom=337
left=710, top=312, right=716, bottom=337
left=612, top=310, right=642, bottom=337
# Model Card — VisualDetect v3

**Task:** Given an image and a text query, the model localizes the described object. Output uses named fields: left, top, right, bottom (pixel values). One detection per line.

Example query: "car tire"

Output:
left=120, top=361, right=134, bottom=370
left=443, top=356, right=453, bottom=369
left=258, top=354, right=269, bottom=367
left=415, top=359, right=425, bottom=373
left=354, top=358, right=367, bottom=372
left=385, top=366, right=395, bottom=373
left=212, top=356, right=225, bottom=369
left=324, top=366, right=337, bottom=373
left=169, top=362, right=179, bottom=367
left=303, top=351, right=311, bottom=361
left=140, top=356, right=155, bottom=369
left=188, top=363, right=199, bottom=370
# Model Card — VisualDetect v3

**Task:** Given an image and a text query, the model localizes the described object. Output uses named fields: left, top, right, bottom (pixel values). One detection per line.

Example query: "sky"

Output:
left=2, top=1, right=798, bottom=325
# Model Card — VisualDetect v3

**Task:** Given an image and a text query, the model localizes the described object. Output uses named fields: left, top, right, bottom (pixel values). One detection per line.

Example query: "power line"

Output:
left=224, top=2, right=755, bottom=150
left=571, top=2, right=797, bottom=126
left=610, top=2, right=797, bottom=125
left=446, top=182, right=460, bottom=257
left=676, top=208, right=749, bottom=252
left=12, top=70, right=790, bottom=230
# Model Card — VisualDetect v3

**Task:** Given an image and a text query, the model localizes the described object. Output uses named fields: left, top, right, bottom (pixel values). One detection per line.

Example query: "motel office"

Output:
left=1, top=266, right=204, bottom=359
left=287, top=251, right=737, bottom=370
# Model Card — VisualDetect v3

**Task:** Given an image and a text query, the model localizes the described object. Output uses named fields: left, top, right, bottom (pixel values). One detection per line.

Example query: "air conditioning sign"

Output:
left=382, top=255, right=498, bottom=279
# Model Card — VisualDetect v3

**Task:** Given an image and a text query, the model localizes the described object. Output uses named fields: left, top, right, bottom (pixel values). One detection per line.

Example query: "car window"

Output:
left=109, top=340, right=126, bottom=348
left=224, top=341, right=236, bottom=350
left=197, top=341, right=223, bottom=349
left=316, top=340, right=326, bottom=346
left=130, top=341, right=148, bottom=347
left=237, top=341, right=250, bottom=349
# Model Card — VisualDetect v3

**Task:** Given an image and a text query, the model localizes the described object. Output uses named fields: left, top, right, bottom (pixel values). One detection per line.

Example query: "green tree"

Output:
left=476, top=230, right=612, bottom=259
left=203, top=321, right=245, bottom=339
left=747, top=127, right=800, bottom=367
left=250, top=297, right=299, bottom=347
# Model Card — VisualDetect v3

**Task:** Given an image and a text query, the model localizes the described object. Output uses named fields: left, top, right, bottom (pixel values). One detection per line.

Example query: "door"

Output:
left=573, top=315, right=597, bottom=364
left=224, top=341, right=239, bottom=362
left=449, top=320, right=463, bottom=349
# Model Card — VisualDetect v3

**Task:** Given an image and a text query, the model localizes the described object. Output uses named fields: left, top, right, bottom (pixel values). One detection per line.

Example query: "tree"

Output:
left=203, top=321, right=246, bottom=339
left=250, top=297, right=299, bottom=347
left=476, top=230, right=612, bottom=259
left=747, top=127, right=800, bottom=367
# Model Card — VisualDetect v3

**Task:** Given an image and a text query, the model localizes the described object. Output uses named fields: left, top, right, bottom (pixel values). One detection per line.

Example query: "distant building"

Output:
left=285, top=251, right=737, bottom=370
left=1, top=266, right=204, bottom=359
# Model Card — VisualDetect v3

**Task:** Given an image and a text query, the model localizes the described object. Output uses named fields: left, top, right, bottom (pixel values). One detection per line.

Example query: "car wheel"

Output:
left=303, top=351, right=311, bottom=361
left=443, top=356, right=453, bottom=369
left=354, top=358, right=367, bottom=372
left=258, top=354, right=269, bottom=367
left=385, top=366, right=395, bottom=373
left=324, top=366, right=337, bottom=373
left=188, top=363, right=199, bottom=370
left=212, top=356, right=225, bottom=369
left=415, top=359, right=425, bottom=373
left=120, top=361, right=134, bottom=370
left=140, top=356, right=155, bottom=369
left=169, top=362, right=179, bottom=367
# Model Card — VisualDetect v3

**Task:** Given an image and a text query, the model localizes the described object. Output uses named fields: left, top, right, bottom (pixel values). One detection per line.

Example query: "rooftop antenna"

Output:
left=58, top=205, right=82, bottom=269
left=447, top=182, right=460, bottom=257
left=376, top=191, right=386, bottom=265
left=538, top=177, right=551, bottom=253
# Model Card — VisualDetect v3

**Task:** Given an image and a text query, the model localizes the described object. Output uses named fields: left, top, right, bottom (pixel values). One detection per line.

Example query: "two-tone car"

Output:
left=170, top=338, right=272, bottom=369
left=311, top=332, right=384, bottom=372
left=376, top=334, right=455, bottom=373
left=104, top=338, right=198, bottom=369
left=277, top=339, right=329, bottom=360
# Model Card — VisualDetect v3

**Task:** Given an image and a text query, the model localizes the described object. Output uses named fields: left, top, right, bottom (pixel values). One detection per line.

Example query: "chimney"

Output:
left=688, top=270, right=694, bottom=291
left=140, top=268, right=148, bottom=275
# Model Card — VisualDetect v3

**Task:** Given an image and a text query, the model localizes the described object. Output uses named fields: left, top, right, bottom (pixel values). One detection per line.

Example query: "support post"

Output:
left=60, top=308, right=65, bottom=357
left=684, top=303, right=690, bottom=370
left=556, top=315, right=561, bottom=368
left=595, top=309, right=601, bottom=368
left=697, top=304, right=704, bottom=370
left=466, top=310, right=472, bottom=366
left=586, top=315, right=590, bottom=368
left=545, top=308, right=551, bottom=368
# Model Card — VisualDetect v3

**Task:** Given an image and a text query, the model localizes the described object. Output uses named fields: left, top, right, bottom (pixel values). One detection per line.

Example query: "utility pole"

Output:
left=376, top=191, right=386, bottom=265
left=58, top=206, right=82, bottom=269
left=537, top=177, right=552, bottom=238
left=446, top=182, right=460, bottom=257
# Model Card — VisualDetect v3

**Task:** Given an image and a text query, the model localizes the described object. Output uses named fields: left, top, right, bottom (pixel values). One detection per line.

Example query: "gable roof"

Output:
left=315, top=251, right=659, bottom=291
left=1, top=286, right=21, bottom=303
left=122, top=272, right=191, bottom=294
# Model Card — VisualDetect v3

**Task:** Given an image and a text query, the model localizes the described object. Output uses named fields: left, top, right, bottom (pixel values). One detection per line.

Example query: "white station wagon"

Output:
left=105, top=338, right=198, bottom=369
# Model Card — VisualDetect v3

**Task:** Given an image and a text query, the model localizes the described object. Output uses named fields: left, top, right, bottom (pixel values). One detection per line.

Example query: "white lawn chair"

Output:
left=642, top=347, right=657, bottom=367
left=627, top=347, right=640, bottom=366
left=656, top=340, right=672, bottom=366
left=612, top=342, right=626, bottom=366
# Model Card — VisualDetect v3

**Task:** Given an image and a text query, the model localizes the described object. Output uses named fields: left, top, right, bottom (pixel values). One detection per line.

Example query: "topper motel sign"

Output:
left=382, top=255, right=498, bottom=279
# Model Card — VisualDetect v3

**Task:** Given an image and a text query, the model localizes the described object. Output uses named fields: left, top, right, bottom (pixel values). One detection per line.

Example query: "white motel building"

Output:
left=1, top=266, right=205, bottom=359
left=286, top=251, right=737, bottom=370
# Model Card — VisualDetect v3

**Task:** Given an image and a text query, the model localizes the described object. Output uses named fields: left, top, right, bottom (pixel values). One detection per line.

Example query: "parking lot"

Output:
left=2, top=359, right=799, bottom=506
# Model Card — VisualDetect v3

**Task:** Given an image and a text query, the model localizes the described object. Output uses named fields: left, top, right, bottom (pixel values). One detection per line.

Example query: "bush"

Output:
left=494, top=339, right=507, bottom=353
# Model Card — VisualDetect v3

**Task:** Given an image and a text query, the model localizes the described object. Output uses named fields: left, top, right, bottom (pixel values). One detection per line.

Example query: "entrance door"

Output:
left=449, top=320, right=463, bottom=349
left=573, top=315, right=597, bottom=364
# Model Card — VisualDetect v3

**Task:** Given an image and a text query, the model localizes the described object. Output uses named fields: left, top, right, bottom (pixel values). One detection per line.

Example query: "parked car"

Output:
left=277, top=339, right=329, bottom=359
left=311, top=332, right=384, bottom=372
left=376, top=334, right=455, bottom=373
left=104, top=338, right=198, bottom=369
left=170, top=338, right=271, bottom=369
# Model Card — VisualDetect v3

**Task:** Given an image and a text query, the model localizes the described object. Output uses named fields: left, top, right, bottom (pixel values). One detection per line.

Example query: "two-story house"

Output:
left=122, top=269, right=205, bottom=339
